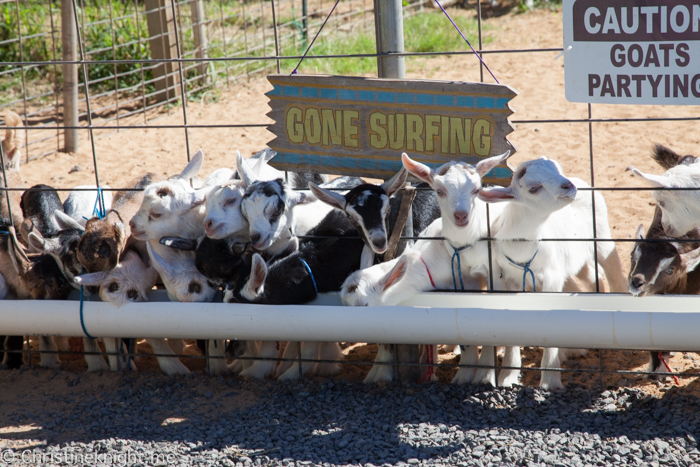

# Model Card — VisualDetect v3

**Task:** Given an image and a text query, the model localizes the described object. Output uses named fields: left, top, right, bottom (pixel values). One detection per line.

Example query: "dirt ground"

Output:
left=7, top=7, right=700, bottom=395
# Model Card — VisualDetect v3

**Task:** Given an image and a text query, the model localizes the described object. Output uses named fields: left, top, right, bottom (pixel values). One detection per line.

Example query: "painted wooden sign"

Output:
left=265, top=74, right=517, bottom=185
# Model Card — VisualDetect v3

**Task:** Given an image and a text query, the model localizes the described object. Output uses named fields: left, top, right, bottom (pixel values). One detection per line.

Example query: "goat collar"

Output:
left=419, top=257, right=436, bottom=289
left=505, top=249, right=539, bottom=292
left=448, top=243, right=472, bottom=291
left=299, top=258, right=318, bottom=293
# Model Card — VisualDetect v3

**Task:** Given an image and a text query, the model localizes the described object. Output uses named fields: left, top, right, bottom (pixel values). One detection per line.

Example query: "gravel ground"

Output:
left=1, top=369, right=699, bottom=467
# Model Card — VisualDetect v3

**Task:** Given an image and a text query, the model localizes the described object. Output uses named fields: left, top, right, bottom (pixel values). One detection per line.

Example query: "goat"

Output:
left=0, top=224, right=72, bottom=369
left=75, top=249, right=191, bottom=374
left=63, top=185, right=113, bottom=227
left=628, top=144, right=700, bottom=237
left=340, top=152, right=510, bottom=384
left=225, top=209, right=363, bottom=379
left=1, top=111, right=26, bottom=231
left=478, top=156, right=627, bottom=390
left=27, top=211, right=84, bottom=286
left=20, top=184, right=64, bottom=244
left=629, top=206, right=700, bottom=378
left=77, top=173, right=160, bottom=274
left=145, top=243, right=231, bottom=376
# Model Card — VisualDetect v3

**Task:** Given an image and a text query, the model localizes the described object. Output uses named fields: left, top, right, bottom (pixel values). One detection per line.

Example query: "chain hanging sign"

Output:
left=563, top=0, right=700, bottom=104
left=265, top=74, right=517, bottom=185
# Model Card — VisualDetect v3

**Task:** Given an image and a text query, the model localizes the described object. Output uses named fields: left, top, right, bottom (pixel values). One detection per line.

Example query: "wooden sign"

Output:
left=266, top=74, right=517, bottom=185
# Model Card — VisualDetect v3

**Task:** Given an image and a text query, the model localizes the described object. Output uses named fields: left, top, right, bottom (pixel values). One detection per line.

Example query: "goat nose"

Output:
left=561, top=182, right=574, bottom=190
left=250, top=232, right=261, bottom=244
left=205, top=219, right=213, bottom=230
left=128, top=219, right=135, bottom=229
left=454, top=211, right=468, bottom=224
left=631, top=277, right=645, bottom=289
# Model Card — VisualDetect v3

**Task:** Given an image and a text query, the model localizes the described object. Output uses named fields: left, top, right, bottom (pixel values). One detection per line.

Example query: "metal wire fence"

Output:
left=0, top=0, right=698, bottom=390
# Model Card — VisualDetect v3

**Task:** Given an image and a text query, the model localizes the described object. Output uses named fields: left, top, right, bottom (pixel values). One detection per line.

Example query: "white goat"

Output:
left=146, top=243, right=228, bottom=375
left=341, top=152, right=511, bottom=384
left=628, top=161, right=700, bottom=237
left=75, top=249, right=190, bottom=375
left=478, top=156, right=626, bottom=390
left=63, top=185, right=113, bottom=227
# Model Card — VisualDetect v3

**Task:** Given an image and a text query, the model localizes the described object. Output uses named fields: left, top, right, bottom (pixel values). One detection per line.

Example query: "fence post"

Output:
left=61, top=0, right=78, bottom=153
left=374, top=0, right=419, bottom=383
left=190, top=0, right=208, bottom=80
left=144, top=0, right=181, bottom=103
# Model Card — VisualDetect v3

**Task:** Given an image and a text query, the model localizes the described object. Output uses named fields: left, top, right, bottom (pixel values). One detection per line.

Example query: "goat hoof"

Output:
left=498, top=369, right=521, bottom=388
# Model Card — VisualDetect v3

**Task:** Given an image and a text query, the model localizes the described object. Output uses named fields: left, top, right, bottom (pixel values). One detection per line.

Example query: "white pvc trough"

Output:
left=0, top=291, right=699, bottom=352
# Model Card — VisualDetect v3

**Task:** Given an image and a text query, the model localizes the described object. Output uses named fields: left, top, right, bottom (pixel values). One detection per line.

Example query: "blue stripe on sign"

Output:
left=496, top=98, right=511, bottom=109
left=416, top=94, right=434, bottom=105
left=456, top=95, right=475, bottom=107
left=396, top=93, right=414, bottom=104
left=268, top=86, right=281, bottom=96
left=489, top=166, right=513, bottom=178
left=319, top=88, right=337, bottom=99
left=339, top=89, right=356, bottom=100
left=358, top=90, right=375, bottom=101
left=476, top=97, right=496, bottom=109
left=282, top=86, right=300, bottom=97
left=377, top=92, right=395, bottom=103
left=435, top=95, right=454, bottom=106
left=302, top=87, right=319, bottom=98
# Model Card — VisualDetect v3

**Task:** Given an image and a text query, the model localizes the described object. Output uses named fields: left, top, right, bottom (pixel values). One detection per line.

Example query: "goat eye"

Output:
left=127, top=289, right=138, bottom=300
left=225, top=198, right=236, bottom=206
left=665, top=267, right=674, bottom=275
left=108, top=282, right=119, bottom=293
left=188, top=282, right=202, bottom=294
left=658, top=201, right=665, bottom=208
left=150, top=213, right=162, bottom=220
left=436, top=189, right=445, bottom=197
left=157, top=189, right=169, bottom=198
left=529, top=186, right=541, bottom=194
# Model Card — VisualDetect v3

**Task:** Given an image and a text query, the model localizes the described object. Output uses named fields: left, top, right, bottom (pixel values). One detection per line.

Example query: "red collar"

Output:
left=420, top=257, right=436, bottom=289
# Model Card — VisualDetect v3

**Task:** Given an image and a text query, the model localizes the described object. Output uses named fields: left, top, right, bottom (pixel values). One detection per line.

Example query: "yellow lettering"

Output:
left=441, top=116, right=450, bottom=154
left=406, top=114, right=424, bottom=152
left=321, top=109, right=342, bottom=146
left=343, top=110, right=359, bottom=148
left=473, top=118, right=492, bottom=156
left=369, top=112, right=387, bottom=150
left=304, top=108, right=321, bottom=145
left=286, top=107, right=303, bottom=144
left=388, top=114, right=405, bottom=150
left=449, top=117, right=471, bottom=154
left=425, top=115, right=441, bottom=152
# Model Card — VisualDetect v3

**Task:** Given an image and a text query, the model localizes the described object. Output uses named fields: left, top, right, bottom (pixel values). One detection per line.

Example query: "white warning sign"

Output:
left=563, top=0, right=700, bottom=105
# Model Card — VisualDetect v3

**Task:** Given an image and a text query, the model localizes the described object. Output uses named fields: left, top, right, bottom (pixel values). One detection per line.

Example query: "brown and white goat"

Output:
left=77, top=173, right=160, bottom=273
left=629, top=206, right=700, bottom=378
left=1, top=111, right=26, bottom=231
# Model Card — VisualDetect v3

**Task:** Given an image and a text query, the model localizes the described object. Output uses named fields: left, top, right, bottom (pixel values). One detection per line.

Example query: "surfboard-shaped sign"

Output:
left=266, top=74, right=517, bottom=185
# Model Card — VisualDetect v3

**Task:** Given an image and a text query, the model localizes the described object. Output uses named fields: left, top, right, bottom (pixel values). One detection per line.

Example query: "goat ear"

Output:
left=114, top=222, right=125, bottom=242
left=380, top=167, right=408, bottom=197
left=626, top=165, right=667, bottom=188
left=475, top=150, right=511, bottom=178
left=682, top=249, right=700, bottom=274
left=379, top=255, right=409, bottom=293
left=308, top=182, right=346, bottom=210
left=478, top=187, right=515, bottom=203
left=54, top=210, right=85, bottom=232
left=251, top=148, right=276, bottom=176
left=287, top=190, right=316, bottom=209
left=74, top=270, right=109, bottom=286
left=243, top=253, right=267, bottom=299
left=160, top=236, right=198, bottom=251
left=146, top=242, right=174, bottom=283
left=236, top=151, right=257, bottom=188
left=27, top=232, right=47, bottom=253
left=178, top=149, right=204, bottom=180
left=635, top=224, right=645, bottom=240
left=401, top=153, right=434, bottom=185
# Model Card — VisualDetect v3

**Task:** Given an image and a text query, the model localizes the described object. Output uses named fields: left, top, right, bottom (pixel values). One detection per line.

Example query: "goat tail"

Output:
left=651, top=144, right=684, bottom=170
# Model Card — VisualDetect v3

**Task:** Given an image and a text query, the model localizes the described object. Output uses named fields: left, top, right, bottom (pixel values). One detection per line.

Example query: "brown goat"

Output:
left=0, top=111, right=25, bottom=231
left=0, top=226, right=72, bottom=369
left=629, top=208, right=700, bottom=377
left=77, top=173, right=160, bottom=273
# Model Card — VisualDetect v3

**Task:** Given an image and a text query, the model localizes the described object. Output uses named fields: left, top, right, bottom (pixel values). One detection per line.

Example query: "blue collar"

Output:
left=449, top=243, right=472, bottom=291
left=505, top=249, right=539, bottom=292
left=299, top=258, right=318, bottom=293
